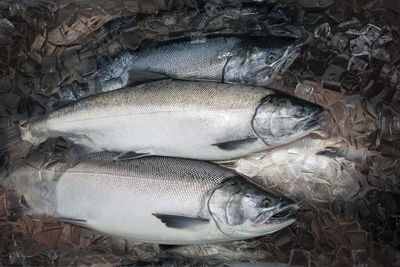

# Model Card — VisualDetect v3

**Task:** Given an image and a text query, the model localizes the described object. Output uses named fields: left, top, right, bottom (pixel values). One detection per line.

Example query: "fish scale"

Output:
left=59, top=37, right=300, bottom=101
left=22, top=79, right=323, bottom=161
left=5, top=152, right=297, bottom=244
left=91, top=37, right=240, bottom=91
left=127, top=38, right=239, bottom=80
left=49, top=154, right=235, bottom=244
left=23, top=80, right=272, bottom=160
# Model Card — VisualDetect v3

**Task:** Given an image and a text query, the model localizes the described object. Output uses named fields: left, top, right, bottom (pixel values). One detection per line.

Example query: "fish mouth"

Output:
left=269, top=205, right=297, bottom=223
left=304, top=115, right=327, bottom=130
left=255, top=204, right=298, bottom=226
left=301, top=109, right=327, bottom=131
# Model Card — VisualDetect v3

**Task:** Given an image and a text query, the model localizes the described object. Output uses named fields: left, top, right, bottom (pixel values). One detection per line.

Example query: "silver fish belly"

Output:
left=5, top=153, right=297, bottom=244
left=22, top=80, right=324, bottom=161
left=55, top=155, right=230, bottom=244
left=23, top=80, right=271, bottom=161
left=60, top=37, right=299, bottom=101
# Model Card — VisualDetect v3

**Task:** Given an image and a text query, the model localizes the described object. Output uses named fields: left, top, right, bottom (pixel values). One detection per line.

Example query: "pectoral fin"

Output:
left=55, top=216, right=87, bottom=227
left=215, top=160, right=237, bottom=169
left=212, top=137, right=258, bottom=151
left=153, top=214, right=209, bottom=229
left=113, top=151, right=150, bottom=161
left=128, top=70, right=169, bottom=85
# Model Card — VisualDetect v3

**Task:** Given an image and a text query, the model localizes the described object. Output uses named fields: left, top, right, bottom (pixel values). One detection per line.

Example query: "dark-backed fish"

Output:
left=60, top=37, right=300, bottom=100
left=5, top=153, right=297, bottom=244
left=22, top=80, right=324, bottom=161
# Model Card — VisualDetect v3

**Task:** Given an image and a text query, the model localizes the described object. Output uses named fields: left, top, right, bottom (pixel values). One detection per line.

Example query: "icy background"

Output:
left=0, top=0, right=399, bottom=266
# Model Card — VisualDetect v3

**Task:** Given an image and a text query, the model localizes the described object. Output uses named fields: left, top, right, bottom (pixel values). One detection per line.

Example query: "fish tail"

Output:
left=2, top=159, right=57, bottom=217
left=0, top=120, right=34, bottom=165
left=19, top=120, right=47, bottom=144
left=1, top=114, right=50, bottom=165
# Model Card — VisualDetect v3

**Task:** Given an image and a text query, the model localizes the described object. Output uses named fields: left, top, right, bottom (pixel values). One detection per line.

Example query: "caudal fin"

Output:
left=0, top=121, right=33, bottom=170
left=2, top=152, right=62, bottom=217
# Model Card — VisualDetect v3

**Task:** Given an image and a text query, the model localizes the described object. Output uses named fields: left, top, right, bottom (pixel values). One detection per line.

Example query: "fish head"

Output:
left=208, top=177, right=297, bottom=239
left=252, top=94, right=325, bottom=146
left=224, top=40, right=301, bottom=86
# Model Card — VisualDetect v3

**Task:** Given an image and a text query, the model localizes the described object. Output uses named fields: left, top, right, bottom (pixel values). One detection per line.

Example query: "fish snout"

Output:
left=270, top=200, right=298, bottom=223
left=304, top=105, right=327, bottom=130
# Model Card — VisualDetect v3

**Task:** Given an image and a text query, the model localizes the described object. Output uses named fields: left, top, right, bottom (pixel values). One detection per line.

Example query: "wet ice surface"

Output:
left=0, top=0, right=400, bottom=266
left=217, top=137, right=365, bottom=203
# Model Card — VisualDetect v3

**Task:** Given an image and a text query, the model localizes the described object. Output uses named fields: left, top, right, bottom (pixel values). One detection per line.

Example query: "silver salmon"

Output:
left=60, top=37, right=300, bottom=100
left=21, top=80, right=324, bottom=161
left=5, top=153, right=298, bottom=245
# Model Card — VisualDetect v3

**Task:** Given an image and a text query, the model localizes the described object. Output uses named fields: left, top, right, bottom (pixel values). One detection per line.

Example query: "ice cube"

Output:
left=370, top=48, right=390, bottom=62
left=348, top=56, right=368, bottom=73
left=41, top=56, right=57, bottom=74
left=361, top=24, right=382, bottom=43
left=330, top=33, right=349, bottom=51
left=288, top=249, right=311, bottom=267
left=314, top=22, right=331, bottom=38
left=349, top=37, right=370, bottom=56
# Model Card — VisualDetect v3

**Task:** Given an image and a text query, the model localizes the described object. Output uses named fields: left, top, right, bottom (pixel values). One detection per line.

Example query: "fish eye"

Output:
left=262, top=198, right=270, bottom=208
left=266, top=54, right=276, bottom=64
left=299, top=107, right=306, bottom=116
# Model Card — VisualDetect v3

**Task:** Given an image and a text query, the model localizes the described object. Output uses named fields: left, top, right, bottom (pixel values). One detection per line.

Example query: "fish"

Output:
left=216, top=137, right=366, bottom=203
left=59, top=37, right=301, bottom=101
left=4, top=152, right=298, bottom=245
left=21, top=80, right=325, bottom=161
